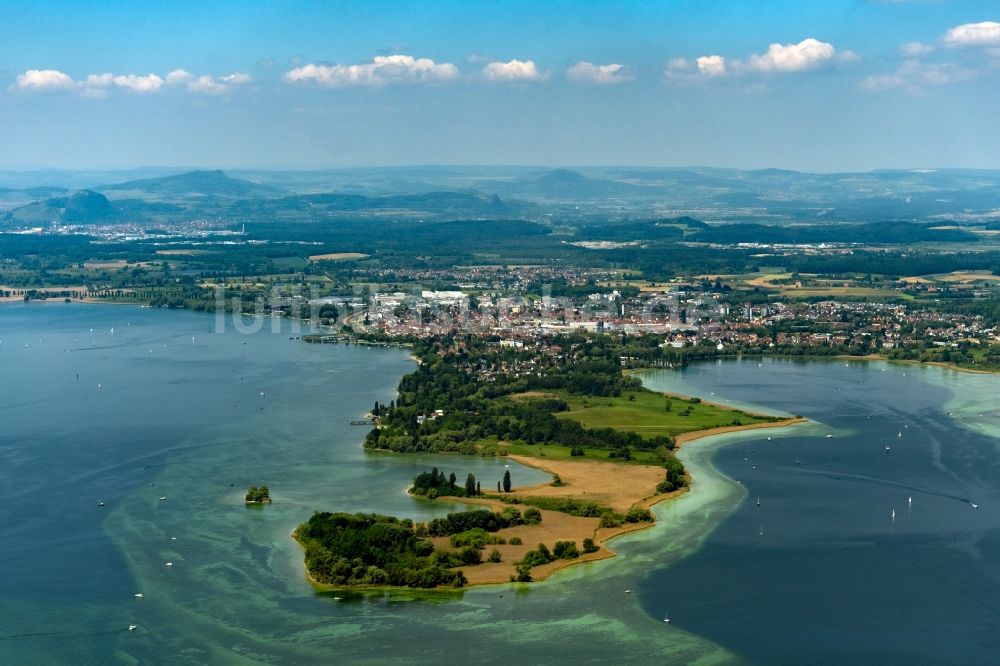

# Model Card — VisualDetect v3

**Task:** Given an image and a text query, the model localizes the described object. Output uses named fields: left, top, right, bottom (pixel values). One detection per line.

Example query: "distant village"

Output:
left=298, top=265, right=996, bottom=358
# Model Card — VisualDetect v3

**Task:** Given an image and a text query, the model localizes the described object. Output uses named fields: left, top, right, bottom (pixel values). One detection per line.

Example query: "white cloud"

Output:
left=861, top=58, right=977, bottom=92
left=95, top=73, right=165, bottom=93
left=164, top=69, right=251, bottom=94
left=663, top=55, right=727, bottom=81
left=482, top=59, right=547, bottom=82
left=943, top=21, right=1000, bottom=48
left=696, top=55, right=727, bottom=77
left=566, top=61, right=630, bottom=84
left=284, top=55, right=459, bottom=87
left=165, top=69, right=194, bottom=85
left=666, top=37, right=846, bottom=83
left=13, top=69, right=76, bottom=91
left=221, top=73, right=252, bottom=85
left=14, top=68, right=250, bottom=95
left=900, top=41, right=935, bottom=57
left=745, top=38, right=836, bottom=72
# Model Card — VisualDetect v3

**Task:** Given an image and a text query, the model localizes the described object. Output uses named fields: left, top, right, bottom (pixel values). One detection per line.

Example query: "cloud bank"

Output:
left=283, top=55, right=459, bottom=87
left=13, top=68, right=251, bottom=95
left=665, top=38, right=850, bottom=81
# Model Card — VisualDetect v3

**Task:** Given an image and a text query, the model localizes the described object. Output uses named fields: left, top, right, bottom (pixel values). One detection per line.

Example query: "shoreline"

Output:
left=835, top=353, right=1000, bottom=376
left=305, top=412, right=806, bottom=591
left=5, top=298, right=997, bottom=377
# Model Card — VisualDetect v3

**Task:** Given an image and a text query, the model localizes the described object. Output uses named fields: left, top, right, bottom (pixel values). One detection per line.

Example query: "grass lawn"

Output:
left=503, top=441, right=662, bottom=465
left=548, top=388, right=775, bottom=439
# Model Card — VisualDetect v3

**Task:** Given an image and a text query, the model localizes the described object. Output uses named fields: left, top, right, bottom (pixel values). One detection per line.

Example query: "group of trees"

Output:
left=295, top=512, right=468, bottom=588
left=244, top=485, right=271, bottom=503
left=425, top=508, right=526, bottom=537
left=411, top=467, right=481, bottom=499
left=512, top=540, right=584, bottom=582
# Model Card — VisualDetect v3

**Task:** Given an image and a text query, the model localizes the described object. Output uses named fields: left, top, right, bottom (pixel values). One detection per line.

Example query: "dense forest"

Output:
left=295, top=507, right=542, bottom=588
left=294, top=512, right=475, bottom=588
left=368, top=340, right=668, bottom=448
left=364, top=334, right=689, bottom=493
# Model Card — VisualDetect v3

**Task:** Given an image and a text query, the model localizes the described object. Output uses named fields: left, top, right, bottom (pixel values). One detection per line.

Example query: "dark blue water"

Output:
left=640, top=359, right=1000, bottom=665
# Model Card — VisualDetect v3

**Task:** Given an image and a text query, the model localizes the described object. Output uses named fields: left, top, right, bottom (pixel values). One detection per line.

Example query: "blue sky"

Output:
left=2, top=0, right=999, bottom=171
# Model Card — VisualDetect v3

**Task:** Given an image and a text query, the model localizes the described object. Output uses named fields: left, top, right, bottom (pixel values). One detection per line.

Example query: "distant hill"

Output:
left=224, top=188, right=532, bottom=220
left=4, top=190, right=126, bottom=225
left=0, top=186, right=69, bottom=198
left=98, top=169, right=286, bottom=200
left=485, top=168, right=659, bottom=201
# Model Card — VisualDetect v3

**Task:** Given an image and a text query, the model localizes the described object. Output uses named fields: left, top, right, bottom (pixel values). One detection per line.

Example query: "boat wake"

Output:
left=0, top=627, right=134, bottom=641
left=770, top=467, right=976, bottom=506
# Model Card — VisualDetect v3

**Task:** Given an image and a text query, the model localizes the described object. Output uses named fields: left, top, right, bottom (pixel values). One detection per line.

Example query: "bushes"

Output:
left=515, top=497, right=605, bottom=517
left=519, top=541, right=580, bottom=570
left=449, top=528, right=506, bottom=549
left=523, top=507, right=542, bottom=525
left=625, top=506, right=653, bottom=523
left=509, top=536, right=523, bottom=545
left=582, top=538, right=599, bottom=554
left=459, top=546, right=482, bottom=565
left=519, top=543, right=552, bottom=569
left=427, top=509, right=522, bottom=536
left=487, top=548, right=503, bottom=563
left=552, top=541, right=579, bottom=559
left=657, top=456, right=688, bottom=494
left=599, top=512, right=623, bottom=528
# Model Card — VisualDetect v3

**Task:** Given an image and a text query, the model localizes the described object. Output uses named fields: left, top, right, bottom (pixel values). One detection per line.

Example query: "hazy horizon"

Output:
left=3, top=164, right=1000, bottom=176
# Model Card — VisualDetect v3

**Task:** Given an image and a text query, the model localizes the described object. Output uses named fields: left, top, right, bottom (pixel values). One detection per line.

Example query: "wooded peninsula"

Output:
left=297, top=332, right=801, bottom=589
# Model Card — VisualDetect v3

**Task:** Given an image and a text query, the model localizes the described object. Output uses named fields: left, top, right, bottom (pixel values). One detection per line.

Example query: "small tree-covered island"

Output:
left=298, top=333, right=803, bottom=589
left=244, top=485, right=271, bottom=504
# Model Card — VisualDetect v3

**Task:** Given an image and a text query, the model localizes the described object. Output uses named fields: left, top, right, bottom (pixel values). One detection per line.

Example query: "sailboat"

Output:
left=885, top=443, right=891, bottom=453
left=664, top=612, right=670, bottom=623
left=756, top=496, right=760, bottom=507
left=759, top=522, right=765, bottom=536
left=891, top=508, right=896, bottom=524
left=794, top=457, right=800, bottom=465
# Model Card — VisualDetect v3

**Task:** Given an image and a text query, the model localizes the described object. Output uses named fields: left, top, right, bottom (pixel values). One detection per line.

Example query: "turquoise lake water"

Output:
left=3, top=303, right=1000, bottom=664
